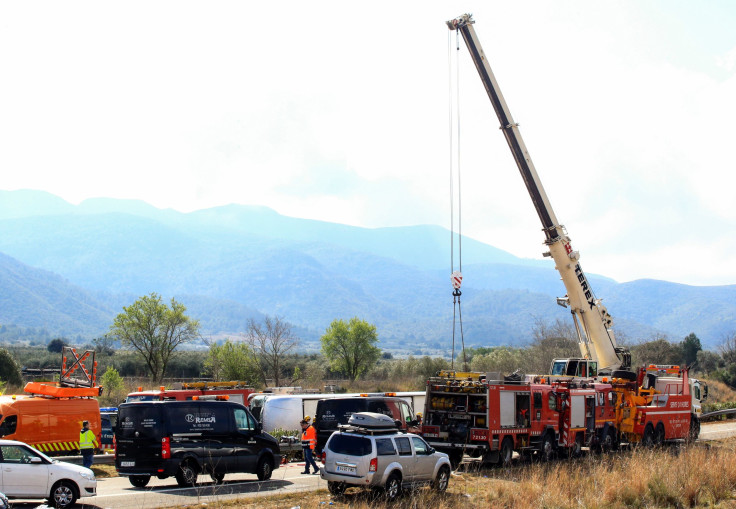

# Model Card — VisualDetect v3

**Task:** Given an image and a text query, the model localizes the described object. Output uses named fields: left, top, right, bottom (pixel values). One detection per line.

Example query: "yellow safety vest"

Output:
left=80, top=429, right=97, bottom=450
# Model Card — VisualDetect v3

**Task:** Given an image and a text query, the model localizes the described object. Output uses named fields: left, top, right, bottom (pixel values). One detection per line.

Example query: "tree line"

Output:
left=3, top=293, right=736, bottom=396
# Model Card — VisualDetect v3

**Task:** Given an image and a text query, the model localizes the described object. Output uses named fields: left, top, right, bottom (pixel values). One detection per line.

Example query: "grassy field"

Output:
left=173, top=438, right=736, bottom=509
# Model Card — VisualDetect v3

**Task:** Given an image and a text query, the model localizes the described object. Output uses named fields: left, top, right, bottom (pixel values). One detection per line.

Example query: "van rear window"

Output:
left=167, top=405, right=230, bottom=434
left=317, top=400, right=367, bottom=430
left=328, top=434, right=372, bottom=456
left=118, top=407, right=161, bottom=439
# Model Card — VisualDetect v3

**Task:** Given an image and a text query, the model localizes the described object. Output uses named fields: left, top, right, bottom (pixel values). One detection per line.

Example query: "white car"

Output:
left=0, top=439, right=96, bottom=508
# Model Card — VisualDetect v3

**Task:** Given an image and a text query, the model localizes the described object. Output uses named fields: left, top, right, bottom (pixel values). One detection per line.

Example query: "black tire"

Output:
left=641, top=424, right=655, bottom=448
left=432, top=465, right=451, bottom=492
left=568, top=433, right=583, bottom=458
left=539, top=432, right=556, bottom=462
left=328, top=481, right=347, bottom=496
left=256, top=457, right=273, bottom=481
left=612, top=370, right=637, bottom=381
left=688, top=416, right=701, bottom=442
left=499, top=437, right=513, bottom=467
left=50, top=481, right=78, bottom=509
left=384, top=472, right=402, bottom=501
left=448, top=449, right=463, bottom=471
left=600, top=427, right=615, bottom=453
left=654, top=423, right=665, bottom=446
left=129, top=475, right=151, bottom=488
left=210, top=471, right=226, bottom=484
left=175, top=461, right=198, bottom=487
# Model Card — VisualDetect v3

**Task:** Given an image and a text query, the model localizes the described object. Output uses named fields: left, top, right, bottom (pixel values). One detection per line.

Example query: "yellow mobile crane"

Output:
left=447, top=14, right=706, bottom=443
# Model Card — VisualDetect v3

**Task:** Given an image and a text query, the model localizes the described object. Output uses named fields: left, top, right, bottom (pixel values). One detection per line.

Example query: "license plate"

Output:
left=336, top=465, right=356, bottom=474
left=121, top=461, right=135, bottom=467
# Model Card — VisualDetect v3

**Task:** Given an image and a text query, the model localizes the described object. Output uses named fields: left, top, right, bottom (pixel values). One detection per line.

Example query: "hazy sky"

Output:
left=2, top=1, right=735, bottom=287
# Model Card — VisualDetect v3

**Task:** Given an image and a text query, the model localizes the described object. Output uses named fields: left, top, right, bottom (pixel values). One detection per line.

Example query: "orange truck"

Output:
left=0, top=347, right=103, bottom=455
left=0, top=390, right=101, bottom=455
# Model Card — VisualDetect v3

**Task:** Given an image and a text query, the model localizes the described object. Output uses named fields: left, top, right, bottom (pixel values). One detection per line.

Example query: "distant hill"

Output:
left=1, top=190, right=734, bottom=351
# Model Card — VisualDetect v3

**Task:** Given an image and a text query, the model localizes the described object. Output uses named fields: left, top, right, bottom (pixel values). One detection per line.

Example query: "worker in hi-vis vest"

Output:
left=79, top=420, right=97, bottom=469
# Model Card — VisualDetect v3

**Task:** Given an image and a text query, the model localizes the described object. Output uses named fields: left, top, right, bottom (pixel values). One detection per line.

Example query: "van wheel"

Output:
left=210, top=472, right=225, bottom=484
left=50, top=480, right=77, bottom=508
left=256, top=457, right=273, bottom=481
left=328, top=481, right=346, bottom=496
left=383, top=472, right=402, bottom=501
left=129, top=475, right=151, bottom=488
left=175, top=461, right=198, bottom=487
left=432, top=465, right=451, bottom=492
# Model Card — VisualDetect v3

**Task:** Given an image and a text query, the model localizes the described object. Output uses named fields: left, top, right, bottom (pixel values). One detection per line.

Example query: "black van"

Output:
left=115, top=400, right=281, bottom=488
left=313, top=396, right=418, bottom=454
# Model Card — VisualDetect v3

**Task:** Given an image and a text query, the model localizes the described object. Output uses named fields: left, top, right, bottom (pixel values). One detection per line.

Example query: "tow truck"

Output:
left=445, top=13, right=706, bottom=448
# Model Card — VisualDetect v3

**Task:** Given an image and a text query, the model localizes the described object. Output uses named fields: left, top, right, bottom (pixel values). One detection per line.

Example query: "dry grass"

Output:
left=176, top=439, right=736, bottom=509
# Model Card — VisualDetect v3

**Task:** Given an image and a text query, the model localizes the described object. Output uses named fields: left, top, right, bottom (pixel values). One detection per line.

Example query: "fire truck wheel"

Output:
left=568, top=434, right=583, bottom=458
left=688, top=417, right=700, bottom=442
left=654, top=423, right=665, bottom=446
left=601, top=428, right=616, bottom=453
left=641, top=424, right=655, bottom=448
left=432, top=465, right=451, bottom=492
left=539, top=432, right=555, bottom=462
left=50, top=480, right=77, bottom=508
left=448, top=450, right=463, bottom=470
left=175, top=460, right=199, bottom=487
left=129, top=475, right=151, bottom=488
left=499, top=438, right=513, bottom=467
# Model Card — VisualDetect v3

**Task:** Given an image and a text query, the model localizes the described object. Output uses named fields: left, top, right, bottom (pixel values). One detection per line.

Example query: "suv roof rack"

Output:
left=338, top=412, right=401, bottom=435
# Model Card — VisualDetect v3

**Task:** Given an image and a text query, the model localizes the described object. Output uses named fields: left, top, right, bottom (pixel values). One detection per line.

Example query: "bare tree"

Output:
left=527, top=317, right=579, bottom=374
left=246, top=316, right=299, bottom=387
left=719, top=331, right=736, bottom=365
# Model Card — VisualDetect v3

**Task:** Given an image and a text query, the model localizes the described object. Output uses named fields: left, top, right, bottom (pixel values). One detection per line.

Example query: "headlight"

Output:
left=80, top=471, right=96, bottom=481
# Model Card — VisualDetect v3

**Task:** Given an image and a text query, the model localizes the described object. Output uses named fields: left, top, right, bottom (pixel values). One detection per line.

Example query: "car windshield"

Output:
left=328, top=434, right=372, bottom=456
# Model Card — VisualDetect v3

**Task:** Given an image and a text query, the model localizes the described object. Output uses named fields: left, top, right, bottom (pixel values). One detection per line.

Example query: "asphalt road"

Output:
left=8, top=421, right=736, bottom=509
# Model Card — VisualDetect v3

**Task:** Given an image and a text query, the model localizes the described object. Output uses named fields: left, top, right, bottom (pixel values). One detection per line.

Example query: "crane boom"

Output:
left=448, top=14, right=629, bottom=373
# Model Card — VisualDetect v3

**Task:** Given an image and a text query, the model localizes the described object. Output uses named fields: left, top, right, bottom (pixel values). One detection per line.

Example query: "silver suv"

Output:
left=320, top=412, right=451, bottom=500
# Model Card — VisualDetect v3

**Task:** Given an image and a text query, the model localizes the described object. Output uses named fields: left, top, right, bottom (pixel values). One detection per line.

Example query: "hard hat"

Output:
left=304, top=415, right=311, bottom=422
left=416, top=412, right=422, bottom=417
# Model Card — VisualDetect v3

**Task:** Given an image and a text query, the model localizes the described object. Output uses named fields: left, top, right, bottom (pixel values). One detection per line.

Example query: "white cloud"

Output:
left=1, top=1, right=735, bottom=285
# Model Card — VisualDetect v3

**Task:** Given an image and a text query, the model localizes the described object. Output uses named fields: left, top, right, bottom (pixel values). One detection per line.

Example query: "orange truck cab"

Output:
left=0, top=394, right=101, bottom=455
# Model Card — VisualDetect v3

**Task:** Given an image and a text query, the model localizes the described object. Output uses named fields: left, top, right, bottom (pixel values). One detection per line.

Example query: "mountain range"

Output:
left=1, top=190, right=734, bottom=353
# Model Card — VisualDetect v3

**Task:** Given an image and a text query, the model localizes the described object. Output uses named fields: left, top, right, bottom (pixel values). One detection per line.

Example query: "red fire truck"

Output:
left=421, top=371, right=620, bottom=468
left=614, top=365, right=705, bottom=445
left=125, top=381, right=255, bottom=406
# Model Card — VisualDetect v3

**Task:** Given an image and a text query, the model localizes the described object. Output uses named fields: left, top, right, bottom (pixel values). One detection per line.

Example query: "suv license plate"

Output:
left=121, top=461, right=135, bottom=467
left=336, top=465, right=356, bottom=474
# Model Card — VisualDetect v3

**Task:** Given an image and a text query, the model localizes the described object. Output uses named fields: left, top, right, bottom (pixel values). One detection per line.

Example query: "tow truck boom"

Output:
left=447, top=14, right=629, bottom=373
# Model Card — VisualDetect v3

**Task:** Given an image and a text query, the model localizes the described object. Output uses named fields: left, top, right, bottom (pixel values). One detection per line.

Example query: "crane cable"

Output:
left=448, top=29, right=467, bottom=371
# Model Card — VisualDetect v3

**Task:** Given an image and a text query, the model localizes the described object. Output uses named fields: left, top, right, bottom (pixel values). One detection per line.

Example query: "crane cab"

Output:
left=550, top=358, right=598, bottom=379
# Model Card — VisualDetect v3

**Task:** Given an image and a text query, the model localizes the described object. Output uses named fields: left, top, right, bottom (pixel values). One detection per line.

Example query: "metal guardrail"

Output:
left=56, top=454, right=115, bottom=465
left=700, top=408, right=736, bottom=420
